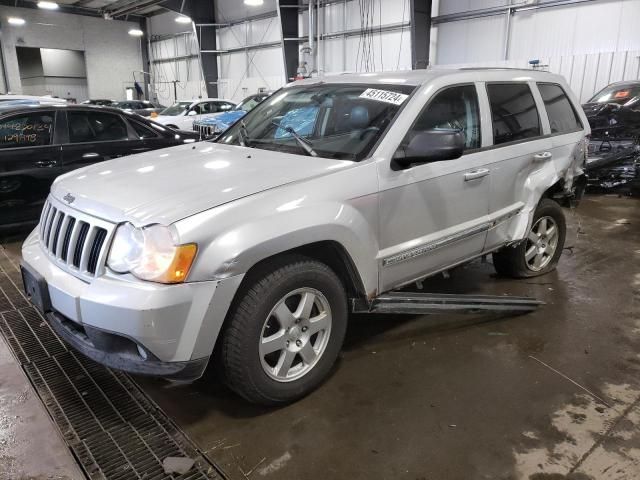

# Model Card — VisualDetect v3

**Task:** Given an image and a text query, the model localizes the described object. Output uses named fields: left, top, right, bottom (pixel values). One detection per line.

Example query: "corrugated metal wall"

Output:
left=434, top=0, right=640, bottom=101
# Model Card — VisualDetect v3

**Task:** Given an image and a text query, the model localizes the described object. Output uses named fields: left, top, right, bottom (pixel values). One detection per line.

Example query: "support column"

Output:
left=163, top=0, right=219, bottom=98
left=277, top=0, right=300, bottom=82
left=410, top=0, right=432, bottom=69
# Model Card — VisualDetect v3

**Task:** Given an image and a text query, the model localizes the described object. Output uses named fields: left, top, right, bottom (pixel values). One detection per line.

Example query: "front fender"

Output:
left=177, top=197, right=380, bottom=298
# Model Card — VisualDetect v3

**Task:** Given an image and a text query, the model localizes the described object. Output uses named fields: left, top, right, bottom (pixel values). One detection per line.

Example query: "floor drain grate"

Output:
left=0, top=246, right=222, bottom=480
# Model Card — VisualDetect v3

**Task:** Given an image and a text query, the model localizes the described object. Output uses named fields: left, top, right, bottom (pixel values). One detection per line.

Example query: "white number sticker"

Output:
left=359, top=88, right=408, bottom=105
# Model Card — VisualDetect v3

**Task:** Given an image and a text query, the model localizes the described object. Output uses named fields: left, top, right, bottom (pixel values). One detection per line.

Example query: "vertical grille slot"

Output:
left=60, top=217, right=75, bottom=263
left=51, top=212, right=65, bottom=255
left=87, top=228, right=107, bottom=275
left=73, top=222, right=90, bottom=268
left=44, top=207, right=57, bottom=246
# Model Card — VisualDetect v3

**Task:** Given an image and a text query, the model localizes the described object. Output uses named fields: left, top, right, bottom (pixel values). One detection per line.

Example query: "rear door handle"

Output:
left=464, top=168, right=490, bottom=181
left=34, top=160, right=57, bottom=168
left=82, top=152, right=101, bottom=159
left=533, top=151, right=552, bottom=162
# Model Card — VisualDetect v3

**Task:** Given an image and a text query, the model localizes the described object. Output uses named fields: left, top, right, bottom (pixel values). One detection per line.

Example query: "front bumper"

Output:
left=46, top=309, right=208, bottom=380
left=21, top=229, right=243, bottom=381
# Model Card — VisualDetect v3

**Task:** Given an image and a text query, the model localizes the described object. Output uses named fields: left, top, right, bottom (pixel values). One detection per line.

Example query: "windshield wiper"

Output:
left=271, top=121, right=318, bottom=157
left=238, top=120, right=252, bottom=147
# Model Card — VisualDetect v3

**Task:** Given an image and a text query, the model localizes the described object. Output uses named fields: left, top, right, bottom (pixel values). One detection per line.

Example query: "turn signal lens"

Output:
left=150, top=111, right=158, bottom=118
left=159, top=243, right=197, bottom=283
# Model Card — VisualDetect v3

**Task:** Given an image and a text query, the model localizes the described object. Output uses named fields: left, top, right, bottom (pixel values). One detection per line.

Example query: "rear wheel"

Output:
left=220, top=256, right=348, bottom=405
left=493, top=198, right=566, bottom=278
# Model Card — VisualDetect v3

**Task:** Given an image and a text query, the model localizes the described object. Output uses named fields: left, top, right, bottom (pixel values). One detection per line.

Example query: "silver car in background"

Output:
left=21, top=68, right=589, bottom=405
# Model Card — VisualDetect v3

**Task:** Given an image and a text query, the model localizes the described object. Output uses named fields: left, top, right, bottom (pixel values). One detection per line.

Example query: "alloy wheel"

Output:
left=259, top=288, right=332, bottom=382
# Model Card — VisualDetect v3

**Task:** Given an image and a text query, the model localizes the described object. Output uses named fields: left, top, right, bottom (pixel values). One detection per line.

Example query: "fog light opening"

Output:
left=137, top=345, right=148, bottom=360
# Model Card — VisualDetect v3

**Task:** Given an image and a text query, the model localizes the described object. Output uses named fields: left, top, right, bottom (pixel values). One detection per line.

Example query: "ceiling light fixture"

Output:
left=175, top=15, right=191, bottom=24
left=128, top=29, right=143, bottom=36
left=244, top=0, right=264, bottom=5
left=7, top=17, right=26, bottom=25
left=37, top=1, right=59, bottom=9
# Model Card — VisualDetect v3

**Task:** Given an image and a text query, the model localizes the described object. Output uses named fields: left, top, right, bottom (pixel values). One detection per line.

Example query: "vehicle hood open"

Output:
left=50, top=142, right=352, bottom=225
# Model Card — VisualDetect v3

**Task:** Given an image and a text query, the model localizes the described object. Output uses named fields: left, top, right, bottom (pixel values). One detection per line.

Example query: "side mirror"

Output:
left=393, top=129, right=465, bottom=169
left=187, top=110, right=197, bottom=116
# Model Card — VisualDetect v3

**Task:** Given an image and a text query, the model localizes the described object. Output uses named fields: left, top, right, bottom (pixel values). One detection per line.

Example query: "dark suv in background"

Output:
left=0, top=104, right=199, bottom=229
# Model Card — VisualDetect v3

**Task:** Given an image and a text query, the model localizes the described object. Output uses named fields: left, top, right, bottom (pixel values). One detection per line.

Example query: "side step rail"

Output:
left=352, top=292, right=544, bottom=315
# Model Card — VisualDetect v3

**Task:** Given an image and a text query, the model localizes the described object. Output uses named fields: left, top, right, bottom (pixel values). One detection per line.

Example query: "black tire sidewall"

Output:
left=225, top=261, right=348, bottom=404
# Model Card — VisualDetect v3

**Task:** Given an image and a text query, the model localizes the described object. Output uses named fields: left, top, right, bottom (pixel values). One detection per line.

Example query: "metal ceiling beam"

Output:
left=107, top=0, right=167, bottom=17
left=0, top=0, right=144, bottom=19
left=410, top=0, right=432, bottom=69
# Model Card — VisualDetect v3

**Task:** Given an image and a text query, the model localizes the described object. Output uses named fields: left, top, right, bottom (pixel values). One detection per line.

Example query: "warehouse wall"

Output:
left=0, top=6, right=143, bottom=100
left=433, top=0, right=640, bottom=101
left=212, top=0, right=412, bottom=102
left=147, top=11, right=207, bottom=106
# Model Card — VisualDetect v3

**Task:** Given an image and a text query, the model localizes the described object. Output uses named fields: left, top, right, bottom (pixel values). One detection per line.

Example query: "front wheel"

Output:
left=492, top=198, right=566, bottom=278
left=220, top=256, right=348, bottom=405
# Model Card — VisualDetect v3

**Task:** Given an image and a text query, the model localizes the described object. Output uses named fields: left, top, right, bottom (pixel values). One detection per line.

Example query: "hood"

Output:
left=51, top=142, right=352, bottom=225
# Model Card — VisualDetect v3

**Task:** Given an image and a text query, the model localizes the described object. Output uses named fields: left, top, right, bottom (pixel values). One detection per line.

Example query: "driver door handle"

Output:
left=464, top=168, right=490, bottom=181
left=82, top=152, right=101, bottom=159
left=533, top=151, right=552, bottom=162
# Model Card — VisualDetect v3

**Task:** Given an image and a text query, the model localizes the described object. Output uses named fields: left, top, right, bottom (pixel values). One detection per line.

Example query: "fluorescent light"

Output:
left=37, top=1, right=59, bottom=9
left=244, top=0, right=264, bottom=5
left=175, top=15, right=191, bottom=24
left=128, top=29, right=144, bottom=37
left=7, top=17, right=26, bottom=25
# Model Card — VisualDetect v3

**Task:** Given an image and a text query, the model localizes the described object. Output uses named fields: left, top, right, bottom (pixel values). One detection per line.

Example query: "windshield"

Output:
left=217, top=84, right=415, bottom=161
left=588, top=83, right=640, bottom=106
left=160, top=101, right=192, bottom=116
left=236, top=95, right=267, bottom=112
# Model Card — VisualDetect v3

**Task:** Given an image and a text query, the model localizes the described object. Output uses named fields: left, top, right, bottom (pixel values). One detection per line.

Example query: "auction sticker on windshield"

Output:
left=359, top=89, right=408, bottom=105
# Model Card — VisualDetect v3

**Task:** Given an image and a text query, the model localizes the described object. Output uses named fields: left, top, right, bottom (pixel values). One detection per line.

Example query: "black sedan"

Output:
left=0, top=104, right=199, bottom=229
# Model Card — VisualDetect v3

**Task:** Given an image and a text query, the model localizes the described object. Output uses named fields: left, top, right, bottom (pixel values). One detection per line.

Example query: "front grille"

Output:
left=39, top=197, right=114, bottom=280
left=192, top=122, right=217, bottom=139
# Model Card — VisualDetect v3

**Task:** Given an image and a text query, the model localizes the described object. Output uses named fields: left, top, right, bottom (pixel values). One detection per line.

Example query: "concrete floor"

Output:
left=2, top=194, right=639, bottom=480
left=0, top=316, right=83, bottom=479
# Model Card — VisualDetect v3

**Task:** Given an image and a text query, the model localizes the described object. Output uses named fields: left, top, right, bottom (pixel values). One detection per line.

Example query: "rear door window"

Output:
left=537, top=83, right=583, bottom=134
left=68, top=111, right=129, bottom=143
left=130, top=119, right=159, bottom=139
left=487, top=83, right=541, bottom=145
left=0, top=112, right=54, bottom=148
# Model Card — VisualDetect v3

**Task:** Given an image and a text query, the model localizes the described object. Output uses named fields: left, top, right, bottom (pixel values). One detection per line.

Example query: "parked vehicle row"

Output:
left=192, top=93, right=272, bottom=138
left=154, top=98, right=237, bottom=130
left=0, top=104, right=198, bottom=228
left=21, top=68, right=589, bottom=406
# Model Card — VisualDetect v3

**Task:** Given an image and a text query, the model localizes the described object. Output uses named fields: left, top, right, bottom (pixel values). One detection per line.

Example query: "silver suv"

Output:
left=21, top=68, right=589, bottom=405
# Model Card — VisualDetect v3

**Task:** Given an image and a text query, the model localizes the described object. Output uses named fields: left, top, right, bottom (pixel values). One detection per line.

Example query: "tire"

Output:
left=220, top=255, right=348, bottom=406
left=492, top=198, right=566, bottom=278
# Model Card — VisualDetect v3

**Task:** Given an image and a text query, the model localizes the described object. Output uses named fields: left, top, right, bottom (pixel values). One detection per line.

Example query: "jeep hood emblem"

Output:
left=63, top=193, right=76, bottom=204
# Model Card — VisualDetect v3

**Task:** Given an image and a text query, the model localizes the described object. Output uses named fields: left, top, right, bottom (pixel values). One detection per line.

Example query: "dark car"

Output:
left=0, top=104, right=199, bottom=228
left=112, top=100, right=166, bottom=117
left=582, top=81, right=640, bottom=192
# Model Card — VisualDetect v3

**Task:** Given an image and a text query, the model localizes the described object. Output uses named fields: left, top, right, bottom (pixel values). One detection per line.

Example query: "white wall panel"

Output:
left=433, top=15, right=505, bottom=64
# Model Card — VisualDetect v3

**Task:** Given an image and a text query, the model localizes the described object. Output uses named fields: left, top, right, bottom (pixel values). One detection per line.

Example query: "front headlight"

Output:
left=107, top=223, right=197, bottom=284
